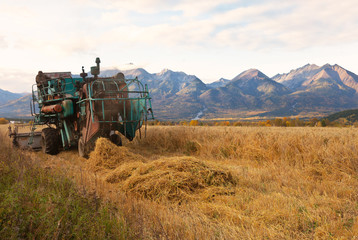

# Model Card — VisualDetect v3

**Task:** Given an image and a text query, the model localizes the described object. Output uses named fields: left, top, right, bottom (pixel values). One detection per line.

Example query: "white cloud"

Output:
left=82, top=0, right=358, bottom=51
left=2, top=0, right=358, bottom=53
left=74, top=0, right=178, bottom=13
left=0, top=68, right=34, bottom=93
left=0, top=0, right=358, bottom=92
left=173, top=0, right=238, bottom=17
left=0, top=36, right=7, bottom=48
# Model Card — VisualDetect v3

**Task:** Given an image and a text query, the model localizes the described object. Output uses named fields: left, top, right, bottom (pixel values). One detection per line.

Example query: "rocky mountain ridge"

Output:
left=1, top=63, right=358, bottom=119
left=0, top=89, right=27, bottom=105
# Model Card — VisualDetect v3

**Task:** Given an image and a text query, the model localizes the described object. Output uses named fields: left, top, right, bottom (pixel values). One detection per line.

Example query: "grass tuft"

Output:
left=0, top=135, right=130, bottom=239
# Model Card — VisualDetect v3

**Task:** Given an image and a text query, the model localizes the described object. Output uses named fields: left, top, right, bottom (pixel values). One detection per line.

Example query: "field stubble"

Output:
left=89, top=126, right=358, bottom=239
left=3, top=125, right=358, bottom=239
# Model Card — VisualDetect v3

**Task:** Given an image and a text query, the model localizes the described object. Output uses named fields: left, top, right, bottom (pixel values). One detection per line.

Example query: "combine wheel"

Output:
left=12, top=138, right=19, bottom=148
left=78, top=136, right=89, bottom=158
left=41, top=128, right=59, bottom=155
left=110, top=133, right=122, bottom=146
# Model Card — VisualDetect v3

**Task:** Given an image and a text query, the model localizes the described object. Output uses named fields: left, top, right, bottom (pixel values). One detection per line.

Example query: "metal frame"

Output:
left=27, top=75, right=154, bottom=149
left=78, top=77, right=153, bottom=122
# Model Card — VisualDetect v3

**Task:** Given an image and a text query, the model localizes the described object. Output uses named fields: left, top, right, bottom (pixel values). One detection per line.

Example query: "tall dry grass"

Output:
left=0, top=127, right=130, bottom=239
left=5, top=124, right=357, bottom=239
left=120, top=126, right=358, bottom=239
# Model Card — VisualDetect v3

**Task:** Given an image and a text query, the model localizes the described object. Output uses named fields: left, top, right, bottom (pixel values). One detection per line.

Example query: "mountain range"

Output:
left=0, top=89, right=26, bottom=105
left=1, top=63, right=358, bottom=120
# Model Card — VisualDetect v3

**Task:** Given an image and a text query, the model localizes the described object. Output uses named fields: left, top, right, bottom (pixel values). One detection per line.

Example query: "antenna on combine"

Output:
left=80, top=66, right=88, bottom=81
left=91, top=57, right=101, bottom=79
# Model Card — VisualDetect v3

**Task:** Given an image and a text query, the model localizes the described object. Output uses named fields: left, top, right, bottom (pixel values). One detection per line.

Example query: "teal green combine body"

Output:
left=21, top=58, right=154, bottom=157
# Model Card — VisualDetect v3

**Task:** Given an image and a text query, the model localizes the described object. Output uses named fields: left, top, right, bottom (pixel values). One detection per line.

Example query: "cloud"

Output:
left=0, top=68, right=34, bottom=92
left=0, top=0, right=357, bottom=80
left=0, top=36, right=7, bottom=48
left=172, top=0, right=238, bottom=17
left=3, top=0, right=357, bottom=55
left=74, top=0, right=179, bottom=14
left=71, top=0, right=358, bottom=51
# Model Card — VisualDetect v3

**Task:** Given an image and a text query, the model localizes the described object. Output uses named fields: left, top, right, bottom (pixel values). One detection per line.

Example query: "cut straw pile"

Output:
left=107, top=156, right=237, bottom=202
left=87, top=137, right=145, bottom=171
left=88, top=138, right=237, bottom=203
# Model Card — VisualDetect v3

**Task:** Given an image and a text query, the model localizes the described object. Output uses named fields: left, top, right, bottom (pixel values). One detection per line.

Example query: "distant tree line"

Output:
left=0, top=118, right=9, bottom=124
left=148, top=117, right=357, bottom=127
left=0, top=116, right=355, bottom=127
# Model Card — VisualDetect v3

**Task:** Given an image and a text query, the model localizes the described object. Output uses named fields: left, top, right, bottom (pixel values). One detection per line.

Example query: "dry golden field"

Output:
left=1, top=125, right=358, bottom=239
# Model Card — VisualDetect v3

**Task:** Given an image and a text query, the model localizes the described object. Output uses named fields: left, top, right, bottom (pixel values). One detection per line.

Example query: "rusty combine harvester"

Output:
left=9, top=58, right=154, bottom=157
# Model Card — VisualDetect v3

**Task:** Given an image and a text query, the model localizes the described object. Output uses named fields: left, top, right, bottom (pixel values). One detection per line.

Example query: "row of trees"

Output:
left=0, top=117, right=352, bottom=127
left=0, top=118, right=9, bottom=124
left=148, top=117, right=351, bottom=127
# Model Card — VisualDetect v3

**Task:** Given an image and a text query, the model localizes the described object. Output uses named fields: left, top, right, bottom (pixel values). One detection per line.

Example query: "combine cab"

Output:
left=9, top=58, right=154, bottom=157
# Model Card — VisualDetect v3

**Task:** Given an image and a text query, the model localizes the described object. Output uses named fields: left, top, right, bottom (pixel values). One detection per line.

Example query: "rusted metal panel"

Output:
left=41, top=104, right=63, bottom=113
left=43, top=72, right=72, bottom=79
left=11, top=132, right=42, bottom=150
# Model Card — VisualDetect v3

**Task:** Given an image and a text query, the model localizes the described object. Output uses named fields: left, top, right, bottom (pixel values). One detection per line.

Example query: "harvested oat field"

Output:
left=2, top=125, right=358, bottom=239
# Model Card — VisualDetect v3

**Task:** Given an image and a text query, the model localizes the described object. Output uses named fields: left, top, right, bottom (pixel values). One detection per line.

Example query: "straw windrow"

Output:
left=87, top=137, right=145, bottom=171
left=89, top=138, right=237, bottom=203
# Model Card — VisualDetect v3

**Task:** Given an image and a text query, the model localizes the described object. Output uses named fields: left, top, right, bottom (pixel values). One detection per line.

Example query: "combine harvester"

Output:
left=9, top=58, right=154, bottom=157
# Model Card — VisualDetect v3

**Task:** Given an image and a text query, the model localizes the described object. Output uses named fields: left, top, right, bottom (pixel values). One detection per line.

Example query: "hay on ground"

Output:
left=87, top=137, right=145, bottom=171
left=106, top=156, right=237, bottom=203
left=106, top=161, right=144, bottom=183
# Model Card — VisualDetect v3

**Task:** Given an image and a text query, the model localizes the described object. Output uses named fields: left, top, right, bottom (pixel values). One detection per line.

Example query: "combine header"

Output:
left=9, top=58, right=154, bottom=157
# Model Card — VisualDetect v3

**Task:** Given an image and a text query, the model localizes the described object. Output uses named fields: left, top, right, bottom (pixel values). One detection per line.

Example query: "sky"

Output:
left=0, top=0, right=357, bottom=93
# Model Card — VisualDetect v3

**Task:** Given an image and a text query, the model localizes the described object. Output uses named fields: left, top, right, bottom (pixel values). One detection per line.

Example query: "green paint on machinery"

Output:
left=9, top=58, right=154, bottom=157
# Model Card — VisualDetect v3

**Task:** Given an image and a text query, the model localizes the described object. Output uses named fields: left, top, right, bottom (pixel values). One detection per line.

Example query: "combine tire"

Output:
left=41, top=128, right=59, bottom=155
left=78, top=136, right=89, bottom=158
left=12, top=138, right=19, bottom=148
left=110, top=133, right=122, bottom=146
